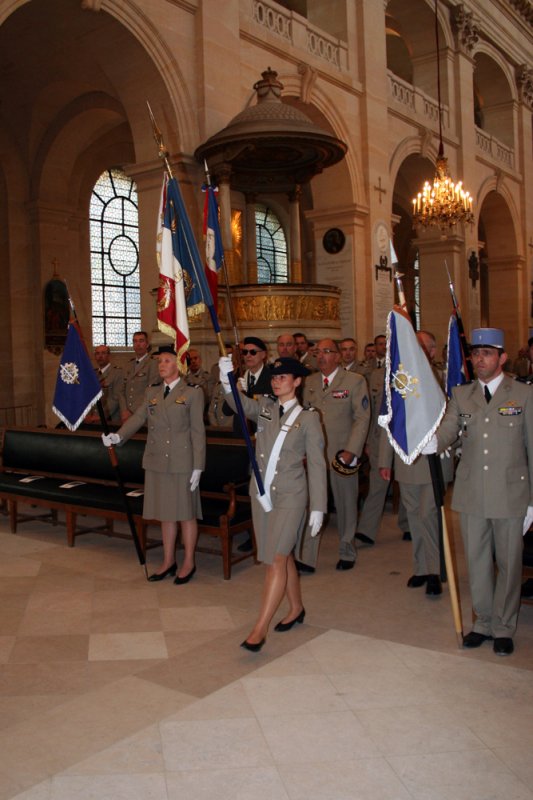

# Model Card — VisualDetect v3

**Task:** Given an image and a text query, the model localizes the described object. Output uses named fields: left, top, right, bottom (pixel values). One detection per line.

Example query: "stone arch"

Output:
left=92, top=0, right=197, bottom=152
left=476, top=189, right=524, bottom=355
left=386, top=0, right=454, bottom=104
left=472, top=47, right=517, bottom=148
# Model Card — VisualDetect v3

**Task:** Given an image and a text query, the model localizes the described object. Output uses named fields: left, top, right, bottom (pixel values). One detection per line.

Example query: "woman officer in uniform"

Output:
left=219, top=355, right=327, bottom=651
left=102, top=345, right=205, bottom=583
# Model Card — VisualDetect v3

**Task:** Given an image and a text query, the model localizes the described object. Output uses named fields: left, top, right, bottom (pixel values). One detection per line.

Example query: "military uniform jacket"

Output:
left=437, top=375, right=533, bottom=518
left=233, top=393, right=327, bottom=512
left=222, top=366, right=273, bottom=435
left=119, top=356, right=160, bottom=414
left=117, top=380, right=205, bottom=475
left=378, top=426, right=433, bottom=485
left=303, top=370, right=370, bottom=462
left=365, top=367, right=385, bottom=462
left=96, top=365, right=123, bottom=422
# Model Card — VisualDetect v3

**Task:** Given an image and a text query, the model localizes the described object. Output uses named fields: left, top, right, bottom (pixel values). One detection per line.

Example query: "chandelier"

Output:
left=412, top=0, right=474, bottom=229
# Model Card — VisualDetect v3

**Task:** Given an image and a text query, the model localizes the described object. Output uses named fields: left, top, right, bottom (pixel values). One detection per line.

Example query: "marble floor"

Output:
left=0, top=501, right=532, bottom=800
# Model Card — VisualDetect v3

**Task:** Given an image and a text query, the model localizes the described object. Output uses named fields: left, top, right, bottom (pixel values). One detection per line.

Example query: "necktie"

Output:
left=248, top=374, right=255, bottom=393
left=484, top=385, right=491, bottom=403
left=279, top=404, right=284, bottom=419
left=323, top=376, right=329, bottom=391
left=164, top=385, right=170, bottom=398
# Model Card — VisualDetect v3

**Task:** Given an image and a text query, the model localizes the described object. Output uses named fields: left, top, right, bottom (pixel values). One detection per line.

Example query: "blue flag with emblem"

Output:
left=445, top=313, right=467, bottom=398
left=52, top=322, right=102, bottom=430
left=378, top=307, right=445, bottom=464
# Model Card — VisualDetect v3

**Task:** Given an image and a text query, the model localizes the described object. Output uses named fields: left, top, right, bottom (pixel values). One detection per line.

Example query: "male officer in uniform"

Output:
left=187, top=348, right=214, bottom=405
left=294, top=332, right=318, bottom=372
left=85, top=344, right=123, bottom=424
left=303, top=338, right=370, bottom=570
left=222, top=335, right=272, bottom=552
left=427, top=328, right=533, bottom=655
left=120, top=330, right=160, bottom=421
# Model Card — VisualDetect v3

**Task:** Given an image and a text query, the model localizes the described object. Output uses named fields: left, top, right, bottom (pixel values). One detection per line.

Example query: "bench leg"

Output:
left=137, top=519, right=147, bottom=555
left=221, top=526, right=231, bottom=581
left=66, top=511, right=76, bottom=547
left=8, top=500, right=18, bottom=533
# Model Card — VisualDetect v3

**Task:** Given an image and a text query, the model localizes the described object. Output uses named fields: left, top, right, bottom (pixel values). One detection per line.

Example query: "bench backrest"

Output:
left=1, top=427, right=251, bottom=493
left=201, top=439, right=250, bottom=493
left=1, top=428, right=145, bottom=485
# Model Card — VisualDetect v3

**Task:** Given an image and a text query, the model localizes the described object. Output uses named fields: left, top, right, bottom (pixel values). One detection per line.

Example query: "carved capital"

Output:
left=80, top=0, right=102, bottom=10
left=516, top=64, right=533, bottom=110
left=297, top=63, right=318, bottom=104
left=451, top=4, right=480, bottom=54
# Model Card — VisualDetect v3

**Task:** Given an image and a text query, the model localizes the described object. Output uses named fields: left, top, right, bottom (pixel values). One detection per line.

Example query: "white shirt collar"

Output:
left=164, top=377, right=181, bottom=393
left=323, top=367, right=339, bottom=384
left=279, top=397, right=298, bottom=414
left=99, top=363, right=110, bottom=375
left=479, top=372, right=504, bottom=395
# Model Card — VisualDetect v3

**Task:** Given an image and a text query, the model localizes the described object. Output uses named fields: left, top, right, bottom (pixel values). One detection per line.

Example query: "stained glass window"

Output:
left=255, top=204, right=288, bottom=284
left=90, top=168, right=140, bottom=346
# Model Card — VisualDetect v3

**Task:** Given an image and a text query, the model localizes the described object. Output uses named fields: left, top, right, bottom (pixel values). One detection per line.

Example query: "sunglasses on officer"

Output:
left=241, top=348, right=259, bottom=356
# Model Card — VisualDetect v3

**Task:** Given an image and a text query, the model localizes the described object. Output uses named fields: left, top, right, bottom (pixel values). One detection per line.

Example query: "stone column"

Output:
left=217, top=165, right=239, bottom=284
left=289, top=185, right=302, bottom=283
left=245, top=193, right=258, bottom=283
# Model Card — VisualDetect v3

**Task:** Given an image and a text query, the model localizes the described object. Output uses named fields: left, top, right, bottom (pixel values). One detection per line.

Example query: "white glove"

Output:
left=238, top=376, right=247, bottom=392
left=523, top=505, right=533, bottom=536
left=101, top=432, right=120, bottom=447
left=440, top=447, right=452, bottom=460
left=190, top=469, right=202, bottom=492
left=421, top=434, right=438, bottom=455
left=308, top=510, right=324, bottom=537
left=218, top=356, right=233, bottom=393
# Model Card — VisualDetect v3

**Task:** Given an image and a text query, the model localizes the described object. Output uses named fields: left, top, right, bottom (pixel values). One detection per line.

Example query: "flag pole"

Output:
left=445, top=260, right=474, bottom=381
left=147, top=103, right=268, bottom=502
left=63, top=288, right=148, bottom=576
left=393, top=272, right=463, bottom=647
left=203, top=160, right=243, bottom=374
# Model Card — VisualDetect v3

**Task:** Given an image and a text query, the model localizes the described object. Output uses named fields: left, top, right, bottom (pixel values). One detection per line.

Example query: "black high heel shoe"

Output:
left=274, top=608, right=305, bottom=632
left=174, top=565, right=196, bottom=585
left=147, top=563, right=177, bottom=582
left=240, top=638, right=266, bottom=653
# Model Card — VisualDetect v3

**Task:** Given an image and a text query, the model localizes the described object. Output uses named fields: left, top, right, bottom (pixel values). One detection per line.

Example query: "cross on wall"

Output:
left=373, top=177, right=387, bottom=204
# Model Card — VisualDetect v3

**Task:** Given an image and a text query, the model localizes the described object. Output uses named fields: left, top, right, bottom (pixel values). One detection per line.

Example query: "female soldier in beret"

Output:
left=219, top=355, right=327, bottom=651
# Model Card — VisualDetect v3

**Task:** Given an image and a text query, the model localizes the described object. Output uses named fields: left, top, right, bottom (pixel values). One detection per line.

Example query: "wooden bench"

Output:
left=0, top=426, right=255, bottom=579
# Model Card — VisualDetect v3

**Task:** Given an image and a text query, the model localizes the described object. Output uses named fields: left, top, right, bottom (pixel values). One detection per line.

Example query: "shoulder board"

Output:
left=303, top=406, right=316, bottom=412
left=149, top=381, right=162, bottom=387
left=515, top=375, right=533, bottom=384
left=186, top=382, right=202, bottom=389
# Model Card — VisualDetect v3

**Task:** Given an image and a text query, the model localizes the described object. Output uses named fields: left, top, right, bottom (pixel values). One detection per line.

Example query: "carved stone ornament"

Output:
left=451, top=4, right=480, bottom=54
left=80, top=0, right=102, bottom=10
left=233, top=294, right=340, bottom=323
left=516, top=64, right=533, bottom=110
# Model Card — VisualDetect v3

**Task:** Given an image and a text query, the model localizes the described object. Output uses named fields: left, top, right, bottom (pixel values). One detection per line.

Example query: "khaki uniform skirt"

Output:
left=143, top=470, right=202, bottom=522
left=251, top=494, right=307, bottom=565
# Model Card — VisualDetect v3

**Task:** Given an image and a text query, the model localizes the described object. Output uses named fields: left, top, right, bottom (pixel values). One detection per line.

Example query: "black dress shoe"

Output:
left=425, top=574, right=442, bottom=596
left=240, top=638, right=265, bottom=652
left=493, top=637, right=514, bottom=656
left=355, top=533, right=374, bottom=546
left=147, top=563, right=177, bottom=582
left=237, top=536, right=253, bottom=552
left=521, top=578, right=533, bottom=598
left=274, top=608, right=305, bottom=632
left=462, top=631, right=493, bottom=648
left=336, top=559, right=355, bottom=571
left=294, top=560, right=315, bottom=574
left=407, top=574, right=427, bottom=588
left=174, top=566, right=196, bottom=585
left=402, top=531, right=412, bottom=541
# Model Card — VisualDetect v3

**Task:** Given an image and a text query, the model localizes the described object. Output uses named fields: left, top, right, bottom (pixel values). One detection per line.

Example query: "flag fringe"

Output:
left=52, top=389, right=102, bottom=432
